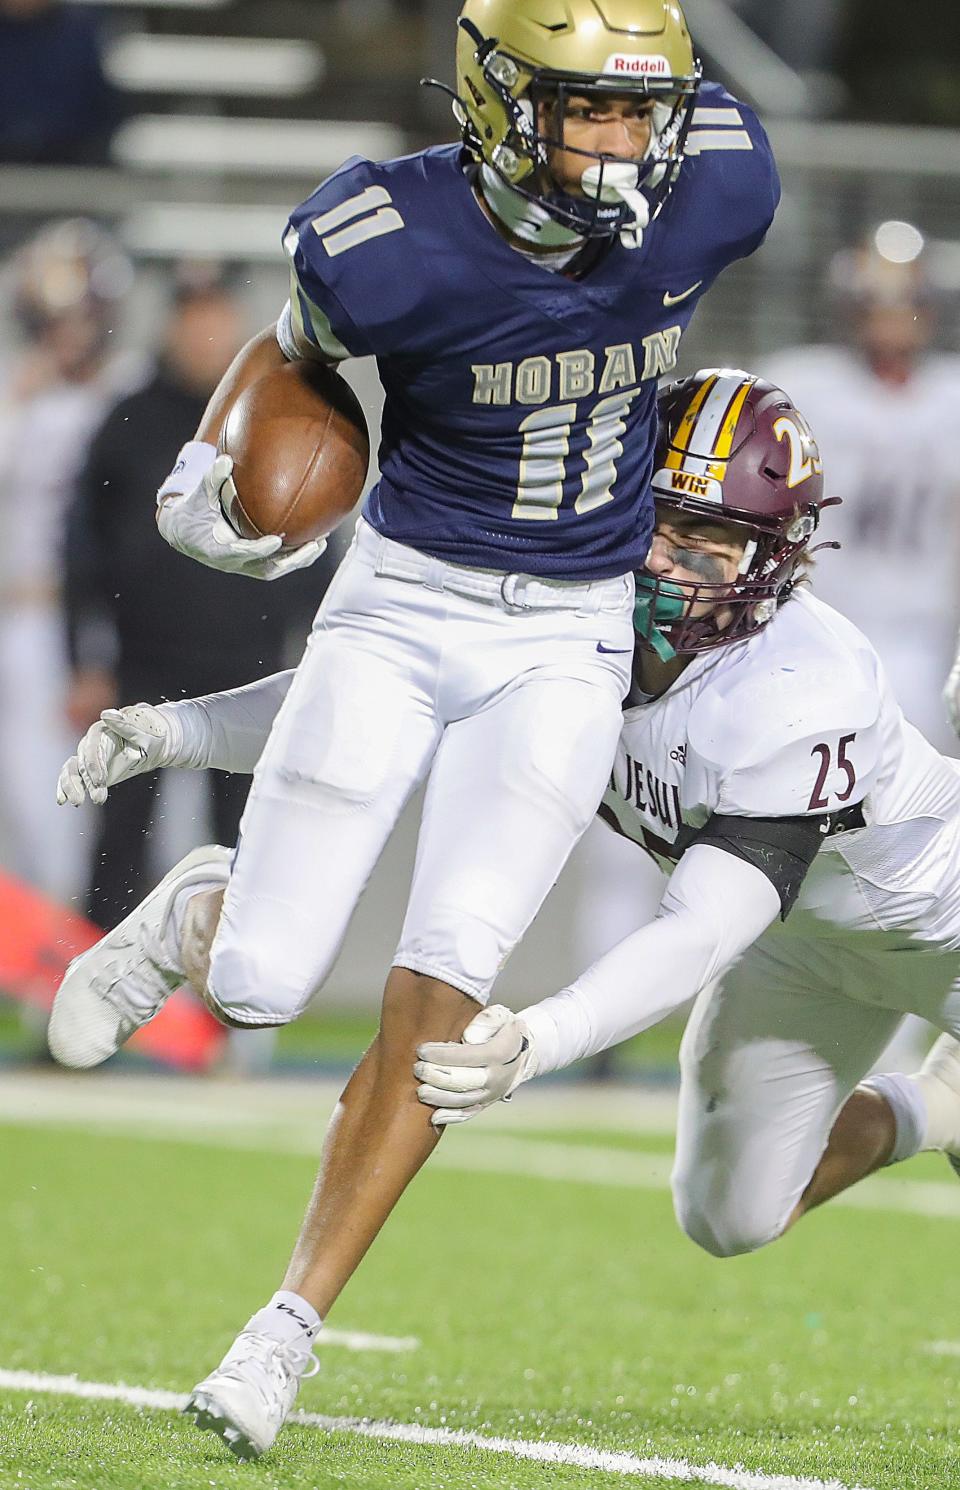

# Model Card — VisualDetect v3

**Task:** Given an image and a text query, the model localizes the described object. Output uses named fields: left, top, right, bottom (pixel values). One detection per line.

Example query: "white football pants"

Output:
left=672, top=929, right=960, bottom=1258
left=206, top=520, right=633, bottom=1025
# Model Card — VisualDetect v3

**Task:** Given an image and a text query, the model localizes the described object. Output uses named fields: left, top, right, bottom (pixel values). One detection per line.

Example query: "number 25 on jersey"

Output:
left=809, top=733, right=857, bottom=811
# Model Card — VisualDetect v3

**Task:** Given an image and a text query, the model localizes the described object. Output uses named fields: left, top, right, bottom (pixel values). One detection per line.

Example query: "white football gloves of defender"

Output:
left=156, top=443, right=325, bottom=581
left=57, top=704, right=181, bottom=807
left=415, top=1004, right=538, bottom=1126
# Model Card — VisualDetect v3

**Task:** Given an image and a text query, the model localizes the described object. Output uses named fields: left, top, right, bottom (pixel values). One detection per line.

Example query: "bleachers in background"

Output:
left=112, top=115, right=403, bottom=176
left=64, top=0, right=232, bottom=8
left=0, top=0, right=416, bottom=265
left=103, top=33, right=326, bottom=97
left=75, top=0, right=427, bottom=125
left=4, top=3, right=960, bottom=359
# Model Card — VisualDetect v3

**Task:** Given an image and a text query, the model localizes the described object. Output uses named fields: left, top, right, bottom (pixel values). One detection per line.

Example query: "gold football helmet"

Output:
left=453, top=0, right=700, bottom=239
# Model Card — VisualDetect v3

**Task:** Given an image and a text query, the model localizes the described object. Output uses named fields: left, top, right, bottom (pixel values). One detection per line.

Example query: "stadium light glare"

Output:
left=874, top=220, right=925, bottom=265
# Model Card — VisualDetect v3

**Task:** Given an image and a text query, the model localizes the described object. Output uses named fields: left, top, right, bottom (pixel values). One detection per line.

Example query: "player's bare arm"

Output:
left=154, top=292, right=361, bottom=581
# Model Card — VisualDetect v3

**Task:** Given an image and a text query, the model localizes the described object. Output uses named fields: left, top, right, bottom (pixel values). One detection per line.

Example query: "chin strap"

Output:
left=581, top=162, right=652, bottom=251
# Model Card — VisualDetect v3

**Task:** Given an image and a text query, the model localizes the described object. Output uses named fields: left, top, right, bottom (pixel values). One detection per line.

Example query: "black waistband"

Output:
left=826, top=801, right=866, bottom=836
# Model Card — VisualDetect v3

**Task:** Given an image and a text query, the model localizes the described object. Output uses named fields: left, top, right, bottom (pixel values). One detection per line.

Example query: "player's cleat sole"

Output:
left=47, top=844, right=231, bottom=1069
left=183, top=1390, right=265, bottom=1462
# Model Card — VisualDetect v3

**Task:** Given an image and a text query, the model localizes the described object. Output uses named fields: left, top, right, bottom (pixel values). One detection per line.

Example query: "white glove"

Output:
left=57, top=704, right=181, bottom=807
left=157, top=452, right=325, bottom=581
left=945, top=631, right=960, bottom=738
left=414, top=1004, right=537, bottom=1127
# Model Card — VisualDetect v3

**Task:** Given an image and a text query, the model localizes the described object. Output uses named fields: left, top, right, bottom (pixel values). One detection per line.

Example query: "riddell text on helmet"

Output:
left=603, top=53, right=671, bottom=75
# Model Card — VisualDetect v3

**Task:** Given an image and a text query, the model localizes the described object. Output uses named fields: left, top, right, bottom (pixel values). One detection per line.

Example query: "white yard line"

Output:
left=1, top=1074, right=958, bottom=1219
left=0, top=1367, right=874, bottom=1490
left=0, top=1070, right=679, bottom=1135
left=923, top=1340, right=960, bottom=1357
left=319, top=1328, right=419, bottom=1354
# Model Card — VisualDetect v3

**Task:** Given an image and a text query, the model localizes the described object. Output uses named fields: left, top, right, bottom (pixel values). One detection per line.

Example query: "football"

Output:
left=218, top=359, right=370, bottom=548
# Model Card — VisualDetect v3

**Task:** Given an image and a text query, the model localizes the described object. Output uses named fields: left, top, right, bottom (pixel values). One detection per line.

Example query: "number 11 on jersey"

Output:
left=513, top=391, right=642, bottom=521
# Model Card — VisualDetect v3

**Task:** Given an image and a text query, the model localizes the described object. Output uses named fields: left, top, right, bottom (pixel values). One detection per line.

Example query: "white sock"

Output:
left=164, top=878, right=226, bottom=967
left=245, top=1291, right=322, bottom=1361
left=913, top=1066, right=960, bottom=1154
left=859, top=1072, right=928, bottom=1164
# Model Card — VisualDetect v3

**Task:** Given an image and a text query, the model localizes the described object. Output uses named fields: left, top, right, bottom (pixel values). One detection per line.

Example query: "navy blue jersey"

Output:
left=284, top=84, right=779, bottom=580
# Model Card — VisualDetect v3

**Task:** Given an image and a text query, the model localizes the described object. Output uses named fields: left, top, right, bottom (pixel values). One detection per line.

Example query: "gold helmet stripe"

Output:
left=680, top=373, right=755, bottom=463
left=666, top=372, right=756, bottom=481
left=711, top=376, right=756, bottom=462
left=663, top=372, right=718, bottom=471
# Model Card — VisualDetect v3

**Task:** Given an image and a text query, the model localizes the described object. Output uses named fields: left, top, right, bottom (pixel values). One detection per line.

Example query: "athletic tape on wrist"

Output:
left=157, top=441, right=218, bottom=505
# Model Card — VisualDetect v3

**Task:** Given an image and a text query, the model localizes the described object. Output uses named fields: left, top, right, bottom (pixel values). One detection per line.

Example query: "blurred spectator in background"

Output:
left=0, top=0, right=124, bottom=165
left=66, top=265, right=329, bottom=931
left=0, top=219, right=140, bottom=903
left=763, top=223, right=960, bottom=755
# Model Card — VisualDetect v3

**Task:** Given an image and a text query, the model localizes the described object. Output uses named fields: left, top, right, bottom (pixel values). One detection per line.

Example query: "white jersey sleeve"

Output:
left=687, top=647, right=885, bottom=820
left=158, top=670, right=295, bottom=775
left=520, top=844, right=780, bottom=1075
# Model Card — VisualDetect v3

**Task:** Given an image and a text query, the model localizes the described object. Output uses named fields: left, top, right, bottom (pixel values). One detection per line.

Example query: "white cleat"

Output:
left=917, top=1033, right=960, bottom=1180
left=47, top=844, right=231, bottom=1069
left=184, top=1329, right=319, bottom=1461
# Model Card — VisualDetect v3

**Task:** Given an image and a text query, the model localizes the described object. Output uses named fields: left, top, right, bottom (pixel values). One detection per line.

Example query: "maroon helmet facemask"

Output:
left=634, top=371, right=838, bottom=658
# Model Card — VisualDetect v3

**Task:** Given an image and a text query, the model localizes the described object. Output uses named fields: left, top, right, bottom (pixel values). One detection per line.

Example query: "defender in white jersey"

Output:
left=416, top=368, right=960, bottom=1256
left=57, top=371, right=960, bottom=1273
left=763, top=228, right=960, bottom=754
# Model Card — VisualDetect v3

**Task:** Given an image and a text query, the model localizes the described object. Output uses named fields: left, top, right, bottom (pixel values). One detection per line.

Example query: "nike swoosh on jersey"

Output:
left=596, top=643, right=633, bottom=654
left=663, top=281, right=704, bottom=307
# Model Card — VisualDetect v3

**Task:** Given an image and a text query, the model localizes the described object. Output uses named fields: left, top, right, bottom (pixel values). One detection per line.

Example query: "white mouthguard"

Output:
left=580, top=161, right=651, bottom=250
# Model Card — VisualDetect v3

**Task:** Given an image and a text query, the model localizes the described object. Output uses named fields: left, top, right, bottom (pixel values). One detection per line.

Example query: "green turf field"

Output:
left=0, top=997, right=690, bottom=1076
left=1, top=1076, right=959, bottom=1490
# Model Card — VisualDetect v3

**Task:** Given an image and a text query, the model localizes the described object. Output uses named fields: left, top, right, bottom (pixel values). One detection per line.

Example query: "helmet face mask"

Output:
left=455, top=0, right=701, bottom=243
left=519, top=75, right=698, bottom=239
left=635, top=371, right=830, bottom=658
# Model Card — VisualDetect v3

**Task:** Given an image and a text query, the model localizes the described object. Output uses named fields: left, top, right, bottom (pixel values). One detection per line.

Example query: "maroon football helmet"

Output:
left=634, top=369, right=835, bottom=657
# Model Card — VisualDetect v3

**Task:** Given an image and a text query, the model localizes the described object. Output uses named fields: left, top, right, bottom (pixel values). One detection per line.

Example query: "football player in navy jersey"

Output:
left=48, top=0, right=779, bottom=1460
